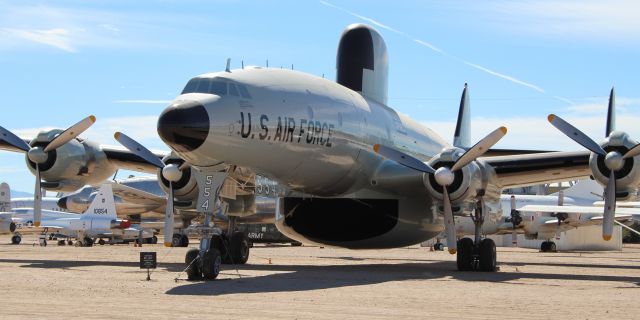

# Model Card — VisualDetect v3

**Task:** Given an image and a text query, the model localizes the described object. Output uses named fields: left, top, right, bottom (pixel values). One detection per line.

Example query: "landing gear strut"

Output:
left=456, top=197, right=497, bottom=272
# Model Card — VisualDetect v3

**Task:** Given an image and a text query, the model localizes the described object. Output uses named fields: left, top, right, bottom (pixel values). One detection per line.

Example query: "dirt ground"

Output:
left=0, top=235, right=638, bottom=320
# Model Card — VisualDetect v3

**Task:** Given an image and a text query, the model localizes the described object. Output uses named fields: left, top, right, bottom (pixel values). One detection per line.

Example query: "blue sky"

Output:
left=1, top=0, right=639, bottom=193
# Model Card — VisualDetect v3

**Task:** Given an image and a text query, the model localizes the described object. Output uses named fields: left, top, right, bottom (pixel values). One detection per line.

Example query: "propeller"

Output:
left=547, top=88, right=639, bottom=240
left=375, top=126, right=508, bottom=254
left=114, top=132, right=182, bottom=247
left=0, top=115, right=96, bottom=227
left=509, top=195, right=521, bottom=247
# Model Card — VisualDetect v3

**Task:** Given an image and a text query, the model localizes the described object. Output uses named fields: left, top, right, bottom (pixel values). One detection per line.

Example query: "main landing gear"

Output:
left=171, top=233, right=189, bottom=247
left=183, top=171, right=250, bottom=281
left=11, top=233, right=22, bottom=245
left=540, top=240, right=557, bottom=252
left=456, top=199, right=497, bottom=272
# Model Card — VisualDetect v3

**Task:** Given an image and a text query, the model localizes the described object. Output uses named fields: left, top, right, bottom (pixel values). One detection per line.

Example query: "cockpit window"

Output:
left=228, top=83, right=239, bottom=96
left=182, top=77, right=248, bottom=98
left=237, top=85, right=252, bottom=98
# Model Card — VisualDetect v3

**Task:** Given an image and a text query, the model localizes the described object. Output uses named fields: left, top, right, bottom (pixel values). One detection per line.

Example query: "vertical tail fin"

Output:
left=0, top=182, right=10, bottom=212
left=606, top=87, right=615, bottom=137
left=453, top=83, right=471, bottom=149
left=84, top=184, right=116, bottom=219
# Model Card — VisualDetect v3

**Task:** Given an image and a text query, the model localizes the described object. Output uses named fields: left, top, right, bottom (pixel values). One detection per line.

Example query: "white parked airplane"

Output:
left=2, top=24, right=640, bottom=280
left=10, top=184, right=154, bottom=246
left=444, top=179, right=637, bottom=252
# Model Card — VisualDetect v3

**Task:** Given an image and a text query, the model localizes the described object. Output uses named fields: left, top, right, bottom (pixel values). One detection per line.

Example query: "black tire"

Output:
left=548, top=241, right=557, bottom=252
left=290, top=242, right=302, bottom=247
left=185, top=249, right=202, bottom=281
left=434, top=243, right=445, bottom=251
left=84, top=238, right=93, bottom=247
left=229, top=232, right=250, bottom=265
left=11, top=235, right=21, bottom=245
left=57, top=240, right=66, bottom=246
left=171, top=234, right=182, bottom=247
left=67, top=240, right=73, bottom=246
left=150, top=236, right=158, bottom=244
left=210, top=234, right=230, bottom=263
left=540, top=241, right=549, bottom=252
left=202, top=248, right=222, bottom=280
left=98, top=239, right=106, bottom=245
left=478, top=238, right=497, bottom=272
left=456, top=238, right=474, bottom=271
left=180, top=235, right=189, bottom=247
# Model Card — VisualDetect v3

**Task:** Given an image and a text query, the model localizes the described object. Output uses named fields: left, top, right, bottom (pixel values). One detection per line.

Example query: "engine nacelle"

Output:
left=589, top=131, right=640, bottom=199
left=26, top=130, right=117, bottom=192
left=424, top=148, right=483, bottom=212
left=157, top=155, right=198, bottom=205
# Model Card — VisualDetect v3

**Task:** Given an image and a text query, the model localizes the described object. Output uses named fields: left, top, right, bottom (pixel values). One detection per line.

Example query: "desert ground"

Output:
left=0, top=234, right=638, bottom=320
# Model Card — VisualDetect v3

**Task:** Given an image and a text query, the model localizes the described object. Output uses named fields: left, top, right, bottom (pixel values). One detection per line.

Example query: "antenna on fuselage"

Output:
left=241, top=60, right=244, bottom=69
left=266, top=59, right=269, bottom=68
left=291, top=64, right=294, bottom=70
left=225, top=58, right=231, bottom=72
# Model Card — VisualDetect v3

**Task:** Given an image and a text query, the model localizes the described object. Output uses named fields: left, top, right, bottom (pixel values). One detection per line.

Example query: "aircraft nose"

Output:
left=157, top=101, right=210, bottom=152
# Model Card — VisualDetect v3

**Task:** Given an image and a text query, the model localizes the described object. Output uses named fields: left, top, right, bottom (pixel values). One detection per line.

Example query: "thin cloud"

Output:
left=1, top=27, right=76, bottom=52
left=320, top=1, right=558, bottom=101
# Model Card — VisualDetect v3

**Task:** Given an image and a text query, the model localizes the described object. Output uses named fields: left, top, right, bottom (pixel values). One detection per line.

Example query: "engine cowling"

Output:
left=25, top=130, right=117, bottom=191
left=424, top=147, right=483, bottom=211
left=589, top=131, right=640, bottom=199
left=157, top=155, right=198, bottom=206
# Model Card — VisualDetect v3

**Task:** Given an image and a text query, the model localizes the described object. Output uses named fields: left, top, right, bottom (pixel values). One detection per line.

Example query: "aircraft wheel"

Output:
left=98, top=239, right=106, bottom=245
left=57, top=240, right=66, bottom=246
left=83, top=237, right=94, bottom=247
left=180, top=234, right=189, bottom=247
left=202, top=249, right=222, bottom=280
left=171, top=234, right=182, bottom=247
left=434, top=243, right=445, bottom=251
left=229, top=232, right=250, bottom=264
left=540, top=241, right=550, bottom=252
left=548, top=241, right=557, bottom=252
left=210, top=234, right=230, bottom=263
left=478, top=238, right=497, bottom=272
left=11, top=235, right=21, bottom=245
left=67, top=240, right=73, bottom=246
left=185, top=249, right=202, bottom=281
left=456, top=238, right=474, bottom=271
left=150, top=236, right=158, bottom=244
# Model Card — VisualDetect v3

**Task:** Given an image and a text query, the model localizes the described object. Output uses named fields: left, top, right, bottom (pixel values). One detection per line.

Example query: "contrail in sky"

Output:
left=320, top=1, right=573, bottom=103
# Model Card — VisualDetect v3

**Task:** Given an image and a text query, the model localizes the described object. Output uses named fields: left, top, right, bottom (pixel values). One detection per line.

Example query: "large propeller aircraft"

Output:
left=1, top=23, right=638, bottom=280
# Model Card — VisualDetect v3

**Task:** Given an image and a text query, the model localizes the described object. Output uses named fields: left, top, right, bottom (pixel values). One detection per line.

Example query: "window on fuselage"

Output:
left=209, top=81, right=227, bottom=95
left=237, top=84, right=252, bottom=99
left=228, top=83, right=239, bottom=96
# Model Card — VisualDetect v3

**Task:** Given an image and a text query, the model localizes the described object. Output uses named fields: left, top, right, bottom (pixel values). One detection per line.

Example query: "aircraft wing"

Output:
left=517, top=204, right=640, bottom=215
left=101, top=145, right=166, bottom=174
left=481, top=151, right=591, bottom=188
left=110, top=182, right=165, bottom=211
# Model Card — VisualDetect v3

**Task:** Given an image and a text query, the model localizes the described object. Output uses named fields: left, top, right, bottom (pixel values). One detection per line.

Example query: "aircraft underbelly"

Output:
left=275, top=195, right=442, bottom=249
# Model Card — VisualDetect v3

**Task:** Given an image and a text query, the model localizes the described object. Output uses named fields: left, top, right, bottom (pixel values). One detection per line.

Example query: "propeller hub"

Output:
left=162, top=164, right=182, bottom=182
left=604, top=151, right=624, bottom=171
left=27, top=147, right=48, bottom=164
left=434, top=167, right=454, bottom=186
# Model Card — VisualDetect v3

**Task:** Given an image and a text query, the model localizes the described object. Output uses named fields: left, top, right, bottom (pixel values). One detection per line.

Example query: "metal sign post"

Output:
left=140, top=252, right=157, bottom=281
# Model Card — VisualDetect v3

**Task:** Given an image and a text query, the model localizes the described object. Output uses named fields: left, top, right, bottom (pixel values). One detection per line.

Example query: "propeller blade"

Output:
left=606, top=87, right=616, bottom=137
left=602, top=171, right=616, bottom=241
left=0, top=126, right=30, bottom=152
left=622, top=143, right=640, bottom=159
left=114, top=132, right=165, bottom=169
left=442, top=189, right=457, bottom=254
left=33, top=164, right=42, bottom=227
left=547, top=114, right=607, bottom=156
left=373, top=144, right=435, bottom=174
left=164, top=182, right=175, bottom=247
left=451, top=126, right=507, bottom=171
left=44, top=115, right=96, bottom=152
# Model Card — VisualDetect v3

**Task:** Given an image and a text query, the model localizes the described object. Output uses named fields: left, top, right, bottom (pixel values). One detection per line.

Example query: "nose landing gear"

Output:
left=455, top=199, right=497, bottom=272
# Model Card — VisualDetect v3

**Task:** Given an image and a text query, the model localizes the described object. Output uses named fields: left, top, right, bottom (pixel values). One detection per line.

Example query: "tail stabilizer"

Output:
left=83, top=184, right=117, bottom=219
left=453, top=83, right=471, bottom=149
left=0, top=182, right=10, bottom=212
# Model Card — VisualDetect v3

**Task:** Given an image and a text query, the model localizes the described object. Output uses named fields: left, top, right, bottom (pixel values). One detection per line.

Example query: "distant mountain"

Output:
left=10, top=190, right=32, bottom=198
